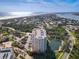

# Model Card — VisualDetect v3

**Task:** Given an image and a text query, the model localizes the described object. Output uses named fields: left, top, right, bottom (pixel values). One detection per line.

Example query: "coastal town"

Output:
left=0, top=13, right=79, bottom=59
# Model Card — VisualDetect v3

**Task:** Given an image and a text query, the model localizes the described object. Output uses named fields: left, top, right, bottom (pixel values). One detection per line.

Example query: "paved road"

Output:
left=62, top=52, right=69, bottom=59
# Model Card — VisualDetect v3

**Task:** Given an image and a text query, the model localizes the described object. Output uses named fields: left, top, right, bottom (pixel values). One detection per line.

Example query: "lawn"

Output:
left=55, top=51, right=63, bottom=59
left=69, top=30, right=79, bottom=59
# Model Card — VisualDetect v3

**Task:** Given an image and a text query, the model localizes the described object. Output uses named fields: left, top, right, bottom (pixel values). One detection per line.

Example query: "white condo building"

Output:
left=25, top=26, right=47, bottom=53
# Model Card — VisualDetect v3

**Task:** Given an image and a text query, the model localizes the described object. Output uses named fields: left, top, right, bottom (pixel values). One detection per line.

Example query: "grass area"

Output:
left=55, top=51, right=62, bottom=59
left=69, top=39, right=79, bottom=59
left=8, top=36, right=14, bottom=41
left=71, top=31, right=76, bottom=37
left=69, top=30, right=79, bottom=59
left=2, top=31, right=8, bottom=36
left=55, top=51, right=63, bottom=59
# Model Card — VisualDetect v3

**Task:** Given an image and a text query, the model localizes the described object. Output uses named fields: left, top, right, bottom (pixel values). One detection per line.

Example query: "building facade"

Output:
left=32, top=27, right=47, bottom=53
left=25, top=26, right=47, bottom=53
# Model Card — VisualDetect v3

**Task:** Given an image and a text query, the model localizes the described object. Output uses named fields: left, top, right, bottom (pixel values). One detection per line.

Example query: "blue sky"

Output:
left=0, top=0, right=79, bottom=12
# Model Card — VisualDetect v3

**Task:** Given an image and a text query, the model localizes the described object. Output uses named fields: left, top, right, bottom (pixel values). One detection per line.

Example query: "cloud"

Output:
left=0, top=0, right=79, bottom=12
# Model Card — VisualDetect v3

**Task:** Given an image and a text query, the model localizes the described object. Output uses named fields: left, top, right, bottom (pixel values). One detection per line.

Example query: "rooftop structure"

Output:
left=0, top=48, right=14, bottom=59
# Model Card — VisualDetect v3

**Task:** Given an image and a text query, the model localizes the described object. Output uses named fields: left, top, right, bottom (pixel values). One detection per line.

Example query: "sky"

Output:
left=0, top=0, right=79, bottom=12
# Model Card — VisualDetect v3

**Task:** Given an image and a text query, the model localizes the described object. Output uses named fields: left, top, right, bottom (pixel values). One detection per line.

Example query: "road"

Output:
left=61, top=28, right=76, bottom=59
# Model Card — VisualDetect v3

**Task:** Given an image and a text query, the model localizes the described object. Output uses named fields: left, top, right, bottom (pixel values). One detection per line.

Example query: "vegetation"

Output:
left=69, top=29, right=79, bottom=59
left=3, top=23, right=35, bottom=32
left=55, top=51, right=63, bottom=59
left=69, top=39, right=79, bottom=59
left=12, top=41, right=24, bottom=49
left=45, top=26, right=67, bottom=41
left=20, top=55, right=25, bottom=59
left=0, top=27, right=14, bottom=42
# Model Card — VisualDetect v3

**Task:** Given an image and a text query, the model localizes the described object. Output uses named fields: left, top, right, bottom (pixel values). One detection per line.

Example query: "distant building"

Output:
left=66, top=25, right=79, bottom=30
left=0, top=48, right=14, bottom=59
left=25, top=26, right=47, bottom=53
